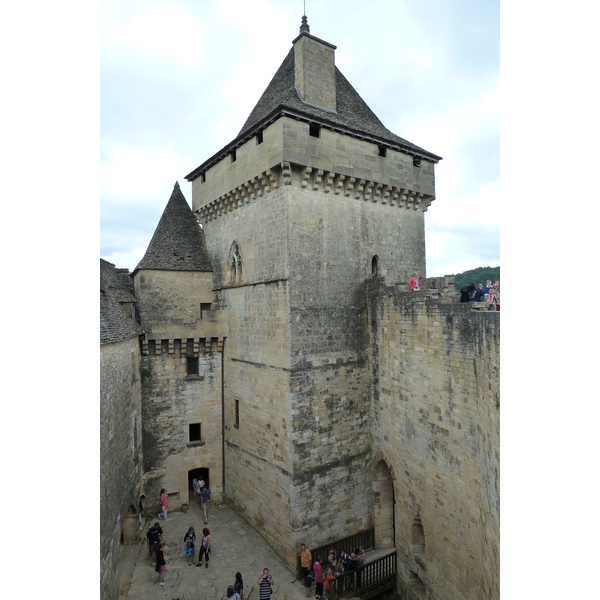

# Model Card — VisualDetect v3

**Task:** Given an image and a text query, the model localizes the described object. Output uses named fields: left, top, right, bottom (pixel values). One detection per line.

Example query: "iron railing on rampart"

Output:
left=296, top=528, right=375, bottom=579
left=333, top=550, right=397, bottom=599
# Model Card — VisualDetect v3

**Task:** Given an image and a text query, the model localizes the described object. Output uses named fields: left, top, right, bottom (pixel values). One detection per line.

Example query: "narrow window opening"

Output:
left=309, top=123, right=321, bottom=138
left=189, top=423, right=201, bottom=442
left=231, top=149, right=237, bottom=163
left=187, top=357, right=199, bottom=376
left=234, top=399, right=240, bottom=429
left=201, top=172, right=206, bottom=183
left=371, top=255, right=380, bottom=278
left=413, top=155, right=421, bottom=167
left=378, top=145, right=387, bottom=157
left=411, top=517, right=425, bottom=554
left=256, top=130, right=263, bottom=145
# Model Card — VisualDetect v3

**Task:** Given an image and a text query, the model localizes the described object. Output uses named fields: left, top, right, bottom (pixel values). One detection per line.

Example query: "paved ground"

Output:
left=118, top=497, right=313, bottom=600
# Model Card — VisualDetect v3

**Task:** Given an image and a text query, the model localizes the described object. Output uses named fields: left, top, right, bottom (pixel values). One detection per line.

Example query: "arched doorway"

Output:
left=188, top=468, right=209, bottom=496
left=373, top=459, right=395, bottom=548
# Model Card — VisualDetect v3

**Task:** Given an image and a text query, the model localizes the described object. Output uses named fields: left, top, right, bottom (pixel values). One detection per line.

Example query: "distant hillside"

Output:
left=445, top=266, right=500, bottom=292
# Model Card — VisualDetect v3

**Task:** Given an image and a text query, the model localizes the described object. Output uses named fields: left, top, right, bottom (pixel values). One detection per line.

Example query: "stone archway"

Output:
left=373, top=456, right=395, bottom=548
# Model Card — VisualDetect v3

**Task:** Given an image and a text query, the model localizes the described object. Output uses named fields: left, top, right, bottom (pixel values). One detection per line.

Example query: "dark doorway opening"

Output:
left=188, top=468, right=209, bottom=494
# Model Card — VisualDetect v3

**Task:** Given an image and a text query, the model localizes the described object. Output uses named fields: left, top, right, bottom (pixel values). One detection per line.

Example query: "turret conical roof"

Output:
left=133, top=182, right=212, bottom=274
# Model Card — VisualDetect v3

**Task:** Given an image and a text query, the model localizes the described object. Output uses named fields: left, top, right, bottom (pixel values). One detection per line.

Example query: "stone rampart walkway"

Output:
left=119, top=497, right=311, bottom=600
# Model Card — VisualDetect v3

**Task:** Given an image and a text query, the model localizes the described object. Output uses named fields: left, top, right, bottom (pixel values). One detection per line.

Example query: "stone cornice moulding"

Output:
left=194, top=162, right=435, bottom=223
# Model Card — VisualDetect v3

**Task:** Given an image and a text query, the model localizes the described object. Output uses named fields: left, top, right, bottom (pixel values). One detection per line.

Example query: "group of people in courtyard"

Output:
left=299, top=542, right=368, bottom=598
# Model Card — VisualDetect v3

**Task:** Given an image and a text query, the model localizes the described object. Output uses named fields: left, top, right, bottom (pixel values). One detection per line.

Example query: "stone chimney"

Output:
left=292, top=17, right=337, bottom=112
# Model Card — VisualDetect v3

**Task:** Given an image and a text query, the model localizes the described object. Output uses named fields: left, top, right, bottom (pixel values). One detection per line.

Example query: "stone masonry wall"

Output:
left=141, top=340, right=223, bottom=511
left=100, top=336, right=143, bottom=600
left=368, top=281, right=499, bottom=600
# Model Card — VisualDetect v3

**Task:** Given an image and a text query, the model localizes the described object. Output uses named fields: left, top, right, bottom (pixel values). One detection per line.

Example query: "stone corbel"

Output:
left=324, top=171, right=334, bottom=193
left=364, top=181, right=373, bottom=201
left=398, top=189, right=408, bottom=208
left=257, top=174, right=267, bottom=196
left=405, top=191, right=415, bottom=209
left=155, top=340, right=162, bottom=355
left=281, top=162, right=292, bottom=186
left=345, top=177, right=356, bottom=197
left=355, top=179, right=365, bottom=199
left=382, top=185, right=391, bottom=204
left=313, top=169, right=323, bottom=191
left=413, top=193, right=423, bottom=210
left=193, top=338, right=200, bottom=354
left=266, top=169, right=278, bottom=190
left=168, top=339, right=174, bottom=354
left=226, top=191, right=234, bottom=212
left=390, top=187, right=399, bottom=206
left=334, top=174, right=345, bottom=194
left=301, top=166, right=312, bottom=188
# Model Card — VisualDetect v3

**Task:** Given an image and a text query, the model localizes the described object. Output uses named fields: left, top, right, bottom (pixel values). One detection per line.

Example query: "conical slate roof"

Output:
left=133, top=182, right=212, bottom=274
left=186, top=31, right=440, bottom=182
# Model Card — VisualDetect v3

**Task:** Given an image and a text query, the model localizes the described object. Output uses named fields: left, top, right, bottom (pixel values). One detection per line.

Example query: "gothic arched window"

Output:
left=229, top=241, right=243, bottom=285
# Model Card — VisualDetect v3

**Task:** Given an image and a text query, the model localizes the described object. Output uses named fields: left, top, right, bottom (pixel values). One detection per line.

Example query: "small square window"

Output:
left=256, top=130, right=263, bottom=145
left=413, top=156, right=421, bottom=167
left=378, top=145, right=387, bottom=157
left=187, top=357, right=199, bottom=376
left=309, top=123, right=321, bottom=138
left=231, top=149, right=237, bottom=163
left=189, top=423, right=201, bottom=442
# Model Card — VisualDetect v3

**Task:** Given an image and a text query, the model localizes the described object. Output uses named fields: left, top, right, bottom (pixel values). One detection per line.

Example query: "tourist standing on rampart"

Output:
left=258, top=568, right=274, bottom=600
left=201, top=485, right=212, bottom=523
left=197, top=527, right=211, bottom=568
left=184, top=526, right=196, bottom=566
left=323, top=566, right=336, bottom=599
left=227, top=584, right=241, bottom=600
left=314, top=556, right=324, bottom=599
left=299, top=543, right=312, bottom=587
left=234, top=572, right=244, bottom=600
left=159, top=488, right=168, bottom=520
left=408, top=271, right=420, bottom=290
left=354, top=547, right=365, bottom=588
left=146, top=522, right=163, bottom=566
left=155, top=541, right=166, bottom=585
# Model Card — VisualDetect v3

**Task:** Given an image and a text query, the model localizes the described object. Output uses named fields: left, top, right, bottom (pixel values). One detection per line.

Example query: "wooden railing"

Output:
left=333, top=551, right=397, bottom=599
left=297, top=529, right=375, bottom=579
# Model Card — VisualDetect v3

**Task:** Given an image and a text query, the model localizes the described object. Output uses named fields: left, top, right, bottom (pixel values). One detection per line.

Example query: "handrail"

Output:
left=296, top=528, right=375, bottom=579
left=333, top=551, right=396, bottom=599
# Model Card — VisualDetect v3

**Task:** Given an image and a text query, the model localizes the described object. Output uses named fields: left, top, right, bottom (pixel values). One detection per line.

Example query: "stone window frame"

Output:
left=187, top=422, right=205, bottom=447
left=229, top=241, right=243, bottom=285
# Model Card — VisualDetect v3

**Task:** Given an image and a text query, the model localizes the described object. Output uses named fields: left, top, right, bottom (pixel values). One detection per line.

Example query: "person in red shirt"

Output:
left=408, top=271, right=419, bottom=291
left=323, top=565, right=336, bottom=599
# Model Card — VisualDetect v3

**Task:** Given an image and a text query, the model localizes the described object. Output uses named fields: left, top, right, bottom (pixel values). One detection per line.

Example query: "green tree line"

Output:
left=445, top=266, right=500, bottom=292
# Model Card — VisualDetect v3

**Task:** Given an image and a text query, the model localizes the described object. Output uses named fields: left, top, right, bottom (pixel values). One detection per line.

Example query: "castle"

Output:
left=100, top=17, right=499, bottom=600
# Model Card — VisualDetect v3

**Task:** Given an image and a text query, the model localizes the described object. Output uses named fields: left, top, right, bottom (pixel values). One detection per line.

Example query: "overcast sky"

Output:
left=100, top=0, right=499, bottom=278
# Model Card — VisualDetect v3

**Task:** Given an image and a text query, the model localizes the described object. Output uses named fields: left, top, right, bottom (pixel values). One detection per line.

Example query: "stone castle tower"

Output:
left=182, top=17, right=441, bottom=560
left=101, top=16, right=499, bottom=600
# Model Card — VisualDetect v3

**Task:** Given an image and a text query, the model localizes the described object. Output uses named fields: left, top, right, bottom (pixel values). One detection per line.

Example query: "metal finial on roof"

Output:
left=300, top=13, right=310, bottom=34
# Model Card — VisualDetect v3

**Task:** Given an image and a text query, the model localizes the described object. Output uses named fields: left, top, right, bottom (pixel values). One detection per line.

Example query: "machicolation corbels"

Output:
left=195, top=162, right=433, bottom=222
